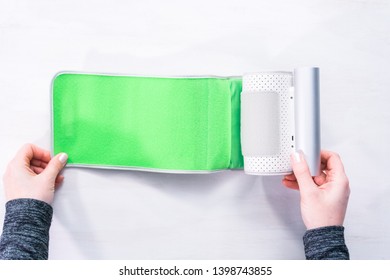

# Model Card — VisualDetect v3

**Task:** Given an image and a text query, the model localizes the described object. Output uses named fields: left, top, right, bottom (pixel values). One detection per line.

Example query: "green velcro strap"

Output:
left=52, top=73, right=244, bottom=172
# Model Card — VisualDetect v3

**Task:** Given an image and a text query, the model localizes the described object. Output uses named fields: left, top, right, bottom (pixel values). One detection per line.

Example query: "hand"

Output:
left=3, top=144, right=68, bottom=205
left=282, top=150, right=350, bottom=230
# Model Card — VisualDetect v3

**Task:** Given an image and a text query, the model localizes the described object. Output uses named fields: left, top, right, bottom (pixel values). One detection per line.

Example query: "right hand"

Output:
left=282, top=150, right=350, bottom=230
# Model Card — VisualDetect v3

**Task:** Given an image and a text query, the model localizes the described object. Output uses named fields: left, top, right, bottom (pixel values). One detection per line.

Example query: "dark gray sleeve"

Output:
left=303, top=226, right=349, bottom=260
left=0, top=199, right=53, bottom=260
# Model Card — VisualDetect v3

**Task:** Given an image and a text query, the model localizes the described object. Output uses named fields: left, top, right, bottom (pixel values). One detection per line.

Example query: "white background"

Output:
left=0, top=0, right=389, bottom=259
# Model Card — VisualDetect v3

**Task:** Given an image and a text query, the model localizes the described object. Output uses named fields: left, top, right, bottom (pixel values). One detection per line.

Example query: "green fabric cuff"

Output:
left=52, top=73, right=244, bottom=172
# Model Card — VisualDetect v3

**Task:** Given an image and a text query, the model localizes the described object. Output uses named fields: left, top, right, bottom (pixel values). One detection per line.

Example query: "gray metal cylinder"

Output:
left=294, top=67, right=321, bottom=176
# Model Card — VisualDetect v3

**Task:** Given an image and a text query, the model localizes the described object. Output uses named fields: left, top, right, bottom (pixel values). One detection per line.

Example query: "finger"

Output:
left=31, top=166, right=44, bottom=175
left=320, top=150, right=347, bottom=182
left=41, top=153, right=68, bottom=182
left=284, top=173, right=296, bottom=181
left=13, top=144, right=35, bottom=166
left=313, top=171, right=327, bottom=186
left=14, top=144, right=52, bottom=167
left=31, top=159, right=48, bottom=169
left=30, top=145, right=52, bottom=162
left=55, top=175, right=65, bottom=186
left=282, top=179, right=299, bottom=190
left=321, top=150, right=345, bottom=171
left=291, top=151, right=316, bottom=192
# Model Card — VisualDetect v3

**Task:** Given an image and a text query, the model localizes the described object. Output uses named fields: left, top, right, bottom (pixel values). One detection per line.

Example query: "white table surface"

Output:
left=0, top=0, right=389, bottom=259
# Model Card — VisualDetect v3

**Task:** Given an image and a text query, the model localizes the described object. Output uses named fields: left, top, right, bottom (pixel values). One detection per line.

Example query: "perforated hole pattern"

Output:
left=242, top=72, right=294, bottom=175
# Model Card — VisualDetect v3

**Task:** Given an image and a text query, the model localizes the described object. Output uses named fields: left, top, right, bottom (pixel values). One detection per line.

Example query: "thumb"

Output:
left=291, top=151, right=315, bottom=192
left=42, top=153, right=68, bottom=180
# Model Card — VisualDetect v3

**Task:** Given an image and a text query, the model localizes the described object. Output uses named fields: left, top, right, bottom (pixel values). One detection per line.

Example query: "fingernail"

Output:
left=59, top=153, right=68, bottom=164
left=293, top=151, right=301, bottom=163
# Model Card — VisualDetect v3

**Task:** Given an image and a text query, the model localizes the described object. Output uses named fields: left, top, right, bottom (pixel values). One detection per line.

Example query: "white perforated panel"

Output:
left=242, top=72, right=294, bottom=175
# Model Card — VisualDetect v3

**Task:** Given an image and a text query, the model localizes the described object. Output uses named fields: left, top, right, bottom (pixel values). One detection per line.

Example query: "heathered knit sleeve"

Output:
left=0, top=199, right=53, bottom=260
left=303, top=226, right=349, bottom=260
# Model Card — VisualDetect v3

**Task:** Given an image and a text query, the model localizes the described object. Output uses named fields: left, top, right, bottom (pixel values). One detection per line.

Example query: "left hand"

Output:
left=3, top=144, right=68, bottom=205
